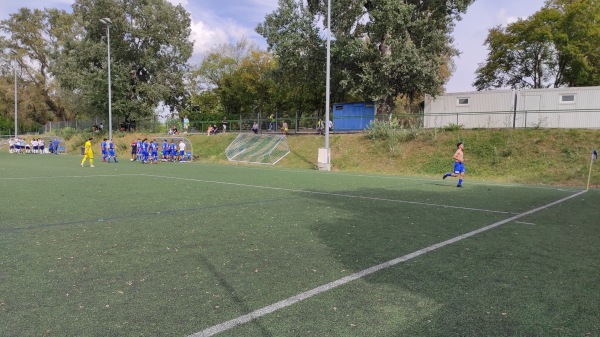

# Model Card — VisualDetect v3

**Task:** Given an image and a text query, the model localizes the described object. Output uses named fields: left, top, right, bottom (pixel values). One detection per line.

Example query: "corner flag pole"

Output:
left=586, top=149, right=597, bottom=191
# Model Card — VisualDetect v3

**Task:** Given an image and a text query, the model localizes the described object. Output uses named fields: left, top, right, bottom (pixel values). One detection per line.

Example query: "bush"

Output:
left=55, top=127, right=78, bottom=139
left=365, top=119, right=418, bottom=142
left=443, top=123, right=464, bottom=131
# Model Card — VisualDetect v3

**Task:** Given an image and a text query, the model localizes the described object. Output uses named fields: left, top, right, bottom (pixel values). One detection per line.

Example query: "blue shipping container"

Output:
left=332, top=102, right=375, bottom=131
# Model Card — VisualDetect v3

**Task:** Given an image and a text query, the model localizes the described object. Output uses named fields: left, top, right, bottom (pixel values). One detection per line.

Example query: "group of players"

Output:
left=129, top=138, right=188, bottom=164
left=100, top=138, right=118, bottom=163
left=8, top=137, right=61, bottom=154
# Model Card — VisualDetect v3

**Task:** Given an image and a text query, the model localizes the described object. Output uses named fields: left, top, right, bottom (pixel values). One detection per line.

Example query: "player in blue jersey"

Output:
left=141, top=138, right=149, bottom=164
left=136, top=139, right=143, bottom=161
left=149, top=139, right=158, bottom=163
left=169, top=140, right=177, bottom=162
left=107, top=139, right=118, bottom=163
left=162, top=139, right=169, bottom=162
left=443, top=142, right=465, bottom=187
left=100, top=138, right=108, bottom=162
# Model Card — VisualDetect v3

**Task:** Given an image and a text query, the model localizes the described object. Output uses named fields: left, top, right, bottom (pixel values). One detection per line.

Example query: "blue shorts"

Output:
left=453, top=162, right=465, bottom=174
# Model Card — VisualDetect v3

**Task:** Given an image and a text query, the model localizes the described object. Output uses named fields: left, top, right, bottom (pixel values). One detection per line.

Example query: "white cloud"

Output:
left=496, top=8, right=522, bottom=26
left=166, top=0, right=188, bottom=6
left=190, top=20, right=229, bottom=55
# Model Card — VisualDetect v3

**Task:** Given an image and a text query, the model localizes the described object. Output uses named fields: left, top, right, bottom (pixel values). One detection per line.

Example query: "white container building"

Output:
left=424, top=90, right=516, bottom=129
left=424, top=86, right=600, bottom=129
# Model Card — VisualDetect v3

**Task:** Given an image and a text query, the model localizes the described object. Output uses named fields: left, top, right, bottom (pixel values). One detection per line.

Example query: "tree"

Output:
left=53, top=0, right=193, bottom=126
left=550, top=0, right=600, bottom=86
left=257, top=0, right=327, bottom=117
left=0, top=8, right=77, bottom=129
left=260, top=0, right=473, bottom=114
left=474, top=0, right=600, bottom=90
left=192, top=39, right=278, bottom=118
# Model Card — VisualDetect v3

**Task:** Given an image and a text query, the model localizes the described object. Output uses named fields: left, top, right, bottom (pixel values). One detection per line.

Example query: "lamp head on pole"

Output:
left=99, top=18, right=112, bottom=26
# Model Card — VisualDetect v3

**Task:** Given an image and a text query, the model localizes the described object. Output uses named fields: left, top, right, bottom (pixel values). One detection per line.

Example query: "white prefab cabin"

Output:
left=424, top=86, right=600, bottom=129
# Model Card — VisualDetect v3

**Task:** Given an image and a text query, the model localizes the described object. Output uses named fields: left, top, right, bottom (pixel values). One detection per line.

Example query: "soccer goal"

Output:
left=225, top=133, right=290, bottom=165
left=42, top=136, right=67, bottom=154
left=151, top=136, right=194, bottom=161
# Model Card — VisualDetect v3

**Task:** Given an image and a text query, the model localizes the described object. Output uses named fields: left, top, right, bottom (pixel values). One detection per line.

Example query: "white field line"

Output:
left=0, top=174, right=141, bottom=180
left=0, top=173, right=514, bottom=214
left=138, top=174, right=515, bottom=215
left=190, top=162, right=578, bottom=193
left=188, top=189, right=587, bottom=337
left=515, top=221, right=536, bottom=225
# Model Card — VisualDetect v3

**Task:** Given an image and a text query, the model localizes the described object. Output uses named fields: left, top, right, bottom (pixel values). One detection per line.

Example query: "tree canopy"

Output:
left=258, top=0, right=473, bottom=114
left=474, top=0, right=600, bottom=90
left=0, top=0, right=193, bottom=133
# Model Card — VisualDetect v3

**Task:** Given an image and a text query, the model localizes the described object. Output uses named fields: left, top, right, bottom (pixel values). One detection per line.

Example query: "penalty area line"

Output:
left=187, top=189, right=587, bottom=337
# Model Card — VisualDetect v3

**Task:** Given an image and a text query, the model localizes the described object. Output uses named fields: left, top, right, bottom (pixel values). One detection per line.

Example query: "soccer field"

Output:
left=1, top=152, right=598, bottom=337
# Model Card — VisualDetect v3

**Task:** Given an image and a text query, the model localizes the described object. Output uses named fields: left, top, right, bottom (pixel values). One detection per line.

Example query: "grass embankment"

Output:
left=69, top=128, right=600, bottom=187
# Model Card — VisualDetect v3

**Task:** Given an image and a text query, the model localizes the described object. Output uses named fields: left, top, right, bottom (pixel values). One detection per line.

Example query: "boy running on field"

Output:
left=443, top=142, right=465, bottom=187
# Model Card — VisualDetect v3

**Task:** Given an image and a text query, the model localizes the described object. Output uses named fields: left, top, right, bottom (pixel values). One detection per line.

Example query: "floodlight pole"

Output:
left=100, top=18, right=113, bottom=140
left=13, top=51, right=17, bottom=138
left=318, top=0, right=332, bottom=171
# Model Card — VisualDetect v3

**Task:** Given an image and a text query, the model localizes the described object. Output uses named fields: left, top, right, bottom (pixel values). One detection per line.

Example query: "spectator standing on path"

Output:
left=317, top=119, right=324, bottom=135
left=81, top=138, right=94, bottom=167
left=183, top=115, right=189, bottom=133
left=443, top=142, right=466, bottom=187
left=222, top=117, right=228, bottom=133
left=268, top=113, right=275, bottom=131
left=327, top=119, right=334, bottom=132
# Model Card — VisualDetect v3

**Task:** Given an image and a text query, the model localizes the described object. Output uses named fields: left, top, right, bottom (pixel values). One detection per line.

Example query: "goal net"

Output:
left=225, top=133, right=290, bottom=165
left=42, top=136, right=67, bottom=154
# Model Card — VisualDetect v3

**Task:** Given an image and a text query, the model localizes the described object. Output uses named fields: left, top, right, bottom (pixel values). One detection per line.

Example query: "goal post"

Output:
left=42, top=136, right=67, bottom=154
left=225, top=133, right=290, bottom=165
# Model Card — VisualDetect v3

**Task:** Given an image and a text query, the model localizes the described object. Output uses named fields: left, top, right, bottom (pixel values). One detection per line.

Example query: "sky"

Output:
left=1, top=0, right=547, bottom=93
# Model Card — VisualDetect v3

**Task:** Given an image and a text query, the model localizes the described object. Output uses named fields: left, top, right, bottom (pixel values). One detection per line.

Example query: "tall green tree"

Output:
left=192, top=39, right=278, bottom=118
left=259, top=0, right=473, bottom=114
left=53, top=0, right=193, bottom=125
left=550, top=0, right=600, bottom=86
left=0, top=8, right=76, bottom=129
left=474, top=0, right=600, bottom=90
left=257, top=0, right=327, bottom=117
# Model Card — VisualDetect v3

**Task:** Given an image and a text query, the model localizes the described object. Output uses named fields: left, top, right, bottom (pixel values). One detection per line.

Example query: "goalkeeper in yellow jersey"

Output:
left=81, top=137, right=95, bottom=167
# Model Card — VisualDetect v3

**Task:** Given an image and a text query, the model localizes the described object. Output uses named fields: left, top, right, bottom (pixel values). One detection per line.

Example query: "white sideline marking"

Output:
left=515, top=221, right=536, bottom=225
left=139, top=174, right=514, bottom=215
left=187, top=190, right=586, bottom=337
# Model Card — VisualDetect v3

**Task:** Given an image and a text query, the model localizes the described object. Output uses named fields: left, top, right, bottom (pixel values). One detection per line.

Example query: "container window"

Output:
left=457, top=97, right=470, bottom=106
left=560, top=94, right=575, bottom=104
